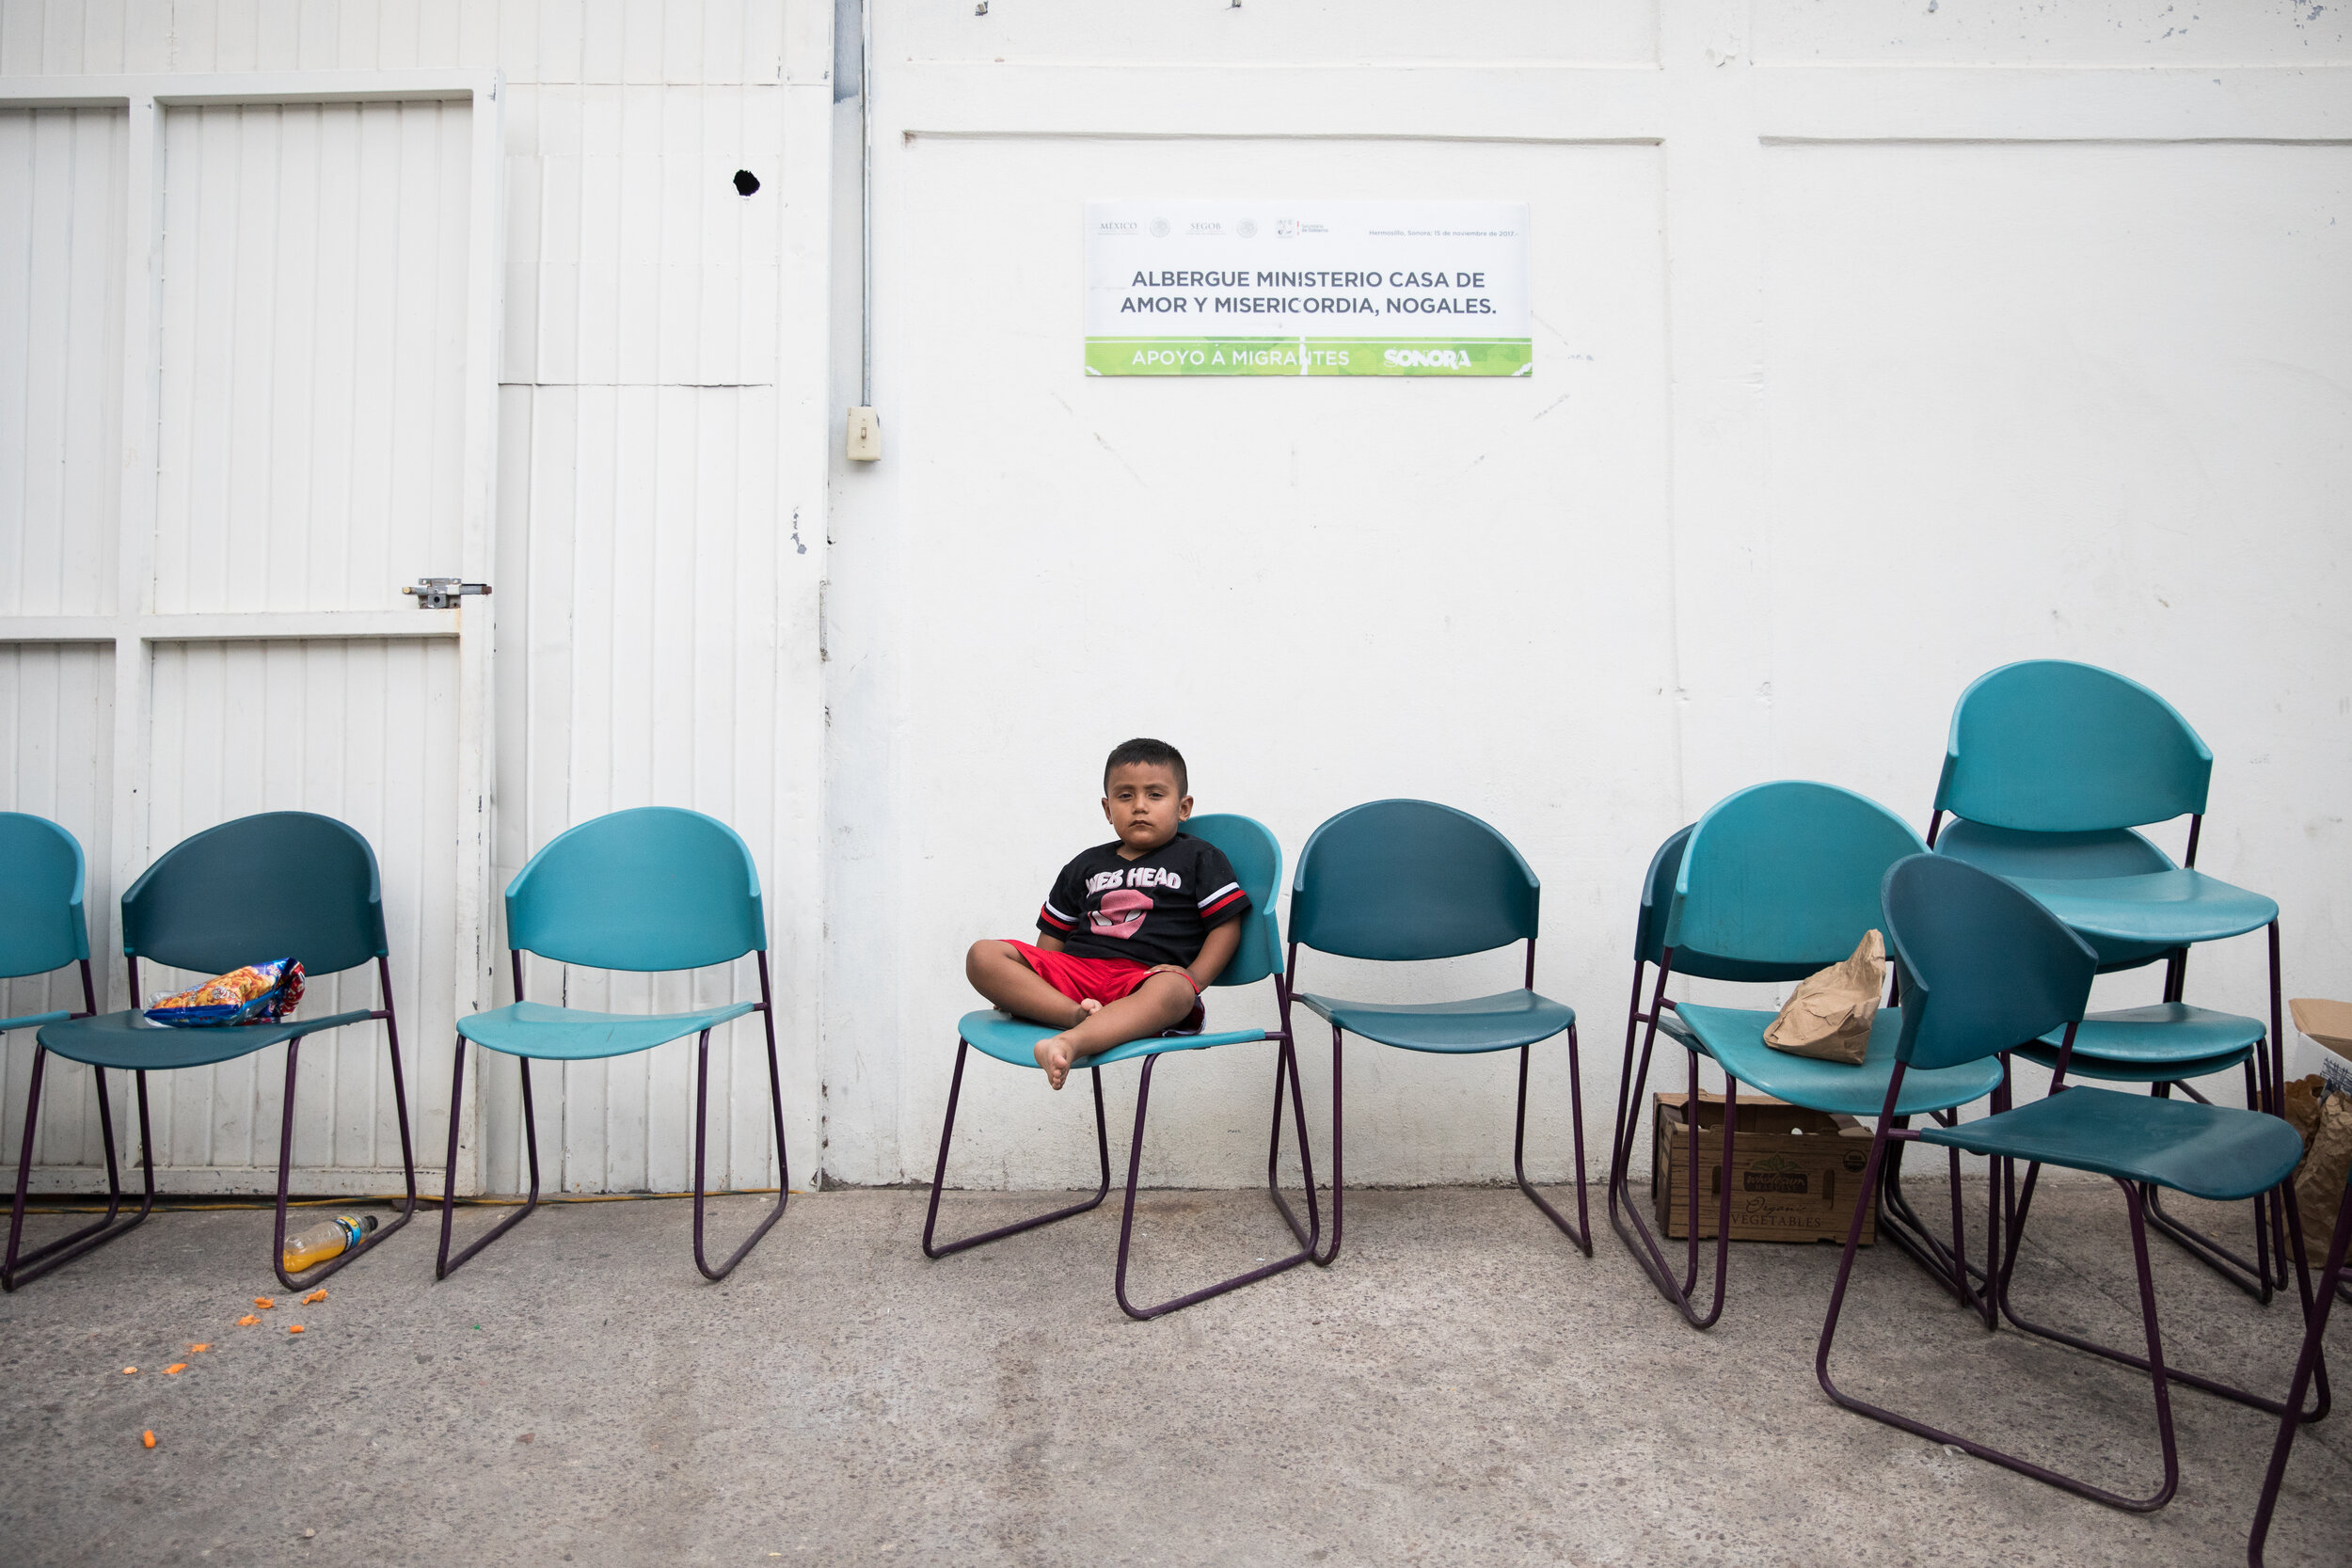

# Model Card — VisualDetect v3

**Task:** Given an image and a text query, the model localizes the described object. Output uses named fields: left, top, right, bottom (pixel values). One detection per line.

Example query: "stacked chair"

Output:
left=1605, top=783, right=1998, bottom=1327
left=1924, top=660, right=2287, bottom=1301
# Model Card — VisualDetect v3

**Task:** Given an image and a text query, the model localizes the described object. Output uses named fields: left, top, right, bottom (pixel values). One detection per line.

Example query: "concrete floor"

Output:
left=0, top=1181, right=2343, bottom=1567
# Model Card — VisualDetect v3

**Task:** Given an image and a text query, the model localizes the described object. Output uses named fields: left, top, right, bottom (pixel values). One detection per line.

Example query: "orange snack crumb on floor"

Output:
left=252, top=1296, right=275, bottom=1309
left=235, top=1315, right=260, bottom=1327
left=302, top=1290, right=327, bottom=1304
left=120, top=1367, right=137, bottom=1374
left=287, top=1324, right=305, bottom=1334
left=188, top=1343, right=211, bottom=1353
left=163, top=1363, right=188, bottom=1375
left=142, top=1431, right=156, bottom=1449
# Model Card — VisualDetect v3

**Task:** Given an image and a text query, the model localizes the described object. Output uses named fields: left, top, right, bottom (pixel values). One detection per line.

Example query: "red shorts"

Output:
left=1001, top=940, right=1205, bottom=1034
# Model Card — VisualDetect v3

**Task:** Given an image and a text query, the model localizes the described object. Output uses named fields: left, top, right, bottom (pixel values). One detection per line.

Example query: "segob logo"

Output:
left=1149, top=217, right=1171, bottom=238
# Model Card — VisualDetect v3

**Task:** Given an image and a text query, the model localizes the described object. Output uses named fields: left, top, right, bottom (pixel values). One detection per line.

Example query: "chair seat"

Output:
left=38, top=1007, right=379, bottom=1070
left=2010, top=1040, right=2254, bottom=1085
left=2033, top=1002, right=2265, bottom=1062
left=2008, top=1002, right=2265, bottom=1085
left=458, top=999, right=758, bottom=1061
left=957, top=1008, right=1271, bottom=1070
left=1293, top=989, right=1574, bottom=1053
left=1922, top=1085, right=2303, bottom=1202
left=1674, top=1003, right=2005, bottom=1118
left=0, top=1008, right=70, bottom=1035
left=2010, top=870, right=2278, bottom=946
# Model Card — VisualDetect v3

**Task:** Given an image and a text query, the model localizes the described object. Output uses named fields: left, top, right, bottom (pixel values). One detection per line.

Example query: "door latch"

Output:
left=403, top=578, right=492, bottom=610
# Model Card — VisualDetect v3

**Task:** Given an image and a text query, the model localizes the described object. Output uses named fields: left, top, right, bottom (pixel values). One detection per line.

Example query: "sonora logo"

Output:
left=1383, top=347, right=1473, bottom=369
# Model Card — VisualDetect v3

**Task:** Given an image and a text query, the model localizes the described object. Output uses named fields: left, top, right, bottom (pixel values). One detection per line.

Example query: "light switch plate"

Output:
left=846, top=405, right=882, bottom=462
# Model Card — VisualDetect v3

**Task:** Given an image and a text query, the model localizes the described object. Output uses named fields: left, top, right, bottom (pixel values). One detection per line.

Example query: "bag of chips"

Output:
left=144, top=959, right=306, bottom=1028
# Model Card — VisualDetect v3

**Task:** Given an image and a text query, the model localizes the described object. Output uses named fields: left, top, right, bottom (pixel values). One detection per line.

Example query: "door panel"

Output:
left=0, top=107, right=123, bottom=619
left=0, top=77, right=499, bottom=1197
left=153, top=102, right=471, bottom=616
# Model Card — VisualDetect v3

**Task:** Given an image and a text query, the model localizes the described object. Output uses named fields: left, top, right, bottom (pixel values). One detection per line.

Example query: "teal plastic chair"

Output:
left=1819, top=853, right=2318, bottom=1514
left=1269, top=800, right=1588, bottom=1269
left=1, top=815, right=107, bottom=1291
left=10, top=812, right=416, bottom=1291
left=437, top=807, right=787, bottom=1282
left=1931, top=660, right=2285, bottom=1300
left=1613, top=782, right=1997, bottom=1330
left=923, top=815, right=1319, bottom=1320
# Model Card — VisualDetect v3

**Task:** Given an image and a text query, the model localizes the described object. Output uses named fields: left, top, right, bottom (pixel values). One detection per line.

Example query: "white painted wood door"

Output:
left=0, top=72, right=503, bottom=1196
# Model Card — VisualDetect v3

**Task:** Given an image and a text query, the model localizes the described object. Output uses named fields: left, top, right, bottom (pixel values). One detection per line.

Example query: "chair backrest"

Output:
left=1634, top=825, right=1795, bottom=982
left=505, top=807, right=765, bottom=973
left=122, top=812, right=386, bottom=977
left=1665, top=782, right=1926, bottom=978
left=1934, top=660, right=2212, bottom=832
left=1291, top=799, right=1538, bottom=962
left=0, top=813, right=90, bottom=980
left=1931, top=817, right=2175, bottom=879
left=1882, top=853, right=2097, bottom=1072
left=1175, top=814, right=1283, bottom=989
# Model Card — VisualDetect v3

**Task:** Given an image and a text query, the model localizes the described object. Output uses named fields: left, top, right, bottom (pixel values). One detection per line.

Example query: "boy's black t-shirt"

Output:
left=1037, top=833, right=1252, bottom=968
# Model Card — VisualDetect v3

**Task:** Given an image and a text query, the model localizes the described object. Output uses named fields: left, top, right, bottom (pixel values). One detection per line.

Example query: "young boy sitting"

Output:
left=965, top=738, right=1252, bottom=1090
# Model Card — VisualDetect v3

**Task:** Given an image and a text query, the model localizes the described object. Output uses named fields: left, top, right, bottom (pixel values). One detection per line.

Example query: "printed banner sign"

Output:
left=1085, top=199, right=1531, bottom=377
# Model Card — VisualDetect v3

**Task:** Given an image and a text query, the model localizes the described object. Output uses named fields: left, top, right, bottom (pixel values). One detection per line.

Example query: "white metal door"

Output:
left=0, top=71, right=503, bottom=1196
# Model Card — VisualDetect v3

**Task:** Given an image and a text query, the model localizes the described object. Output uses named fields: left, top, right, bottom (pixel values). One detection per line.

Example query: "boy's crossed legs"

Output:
left=964, top=940, right=1202, bottom=1090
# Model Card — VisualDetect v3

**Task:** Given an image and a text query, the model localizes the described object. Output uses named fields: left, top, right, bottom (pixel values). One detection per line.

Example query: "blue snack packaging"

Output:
left=144, top=959, right=307, bottom=1027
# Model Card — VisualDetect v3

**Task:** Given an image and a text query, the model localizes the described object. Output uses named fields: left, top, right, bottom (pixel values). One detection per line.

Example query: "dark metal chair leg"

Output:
left=1820, top=1110, right=2183, bottom=1512
left=1115, top=1039, right=1322, bottom=1320
left=4, top=1053, right=156, bottom=1291
left=1513, top=1030, right=1591, bottom=1255
left=1605, top=993, right=1733, bottom=1329
left=2139, top=1072, right=2282, bottom=1303
left=1304, top=1024, right=1344, bottom=1267
left=2249, top=1187, right=2350, bottom=1567
left=1877, top=1117, right=1994, bottom=1314
left=1996, top=1156, right=2326, bottom=1419
left=923, top=1040, right=1111, bottom=1258
left=692, top=1024, right=788, bottom=1281
left=437, top=1043, right=542, bottom=1280
left=1264, top=1035, right=1321, bottom=1252
left=275, top=990, right=421, bottom=1289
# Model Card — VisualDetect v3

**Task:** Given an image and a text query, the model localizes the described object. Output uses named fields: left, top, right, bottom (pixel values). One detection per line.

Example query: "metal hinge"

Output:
left=404, top=578, right=493, bottom=610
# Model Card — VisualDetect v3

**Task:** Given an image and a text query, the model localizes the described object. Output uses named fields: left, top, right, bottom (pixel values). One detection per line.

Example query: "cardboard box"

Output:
left=1651, top=1090, right=1877, bottom=1245
left=2290, top=998, right=2352, bottom=1098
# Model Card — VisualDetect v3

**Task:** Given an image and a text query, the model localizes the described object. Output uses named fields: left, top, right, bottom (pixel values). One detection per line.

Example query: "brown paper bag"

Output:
left=2293, top=1091, right=2352, bottom=1259
left=1763, top=930, right=1884, bottom=1067
left=2283, top=1074, right=2326, bottom=1151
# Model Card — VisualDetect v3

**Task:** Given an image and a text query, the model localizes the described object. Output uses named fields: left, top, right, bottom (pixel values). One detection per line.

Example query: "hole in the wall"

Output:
left=733, top=169, right=761, bottom=198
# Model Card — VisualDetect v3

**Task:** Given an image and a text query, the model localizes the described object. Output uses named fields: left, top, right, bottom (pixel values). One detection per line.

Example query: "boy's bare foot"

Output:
left=1034, top=999, right=1101, bottom=1089
left=1036, top=1030, right=1080, bottom=1089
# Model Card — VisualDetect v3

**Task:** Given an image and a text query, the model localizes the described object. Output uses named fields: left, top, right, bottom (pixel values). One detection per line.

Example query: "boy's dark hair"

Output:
left=1104, top=737, right=1187, bottom=796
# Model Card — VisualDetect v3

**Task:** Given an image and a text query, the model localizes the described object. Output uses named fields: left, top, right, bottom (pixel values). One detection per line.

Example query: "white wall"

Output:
left=822, top=0, right=2352, bottom=1189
